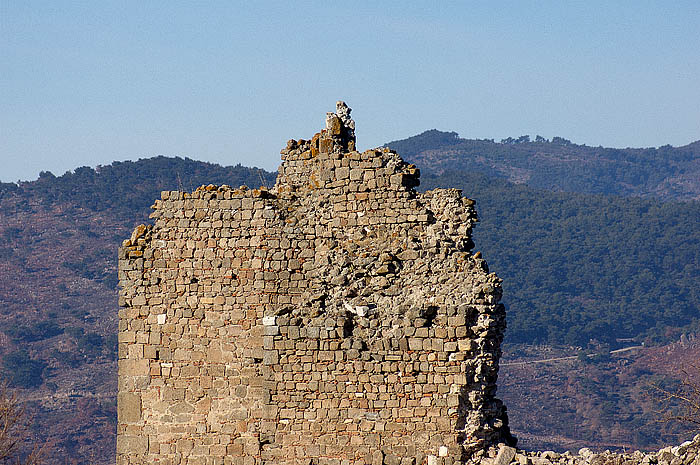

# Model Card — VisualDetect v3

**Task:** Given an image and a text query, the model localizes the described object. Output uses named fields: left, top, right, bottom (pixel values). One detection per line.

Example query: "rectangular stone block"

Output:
left=117, top=392, right=142, bottom=423
left=116, top=435, right=148, bottom=455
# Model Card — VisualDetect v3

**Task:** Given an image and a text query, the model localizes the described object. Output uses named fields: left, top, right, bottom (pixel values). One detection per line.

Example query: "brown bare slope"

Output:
left=0, top=157, right=275, bottom=464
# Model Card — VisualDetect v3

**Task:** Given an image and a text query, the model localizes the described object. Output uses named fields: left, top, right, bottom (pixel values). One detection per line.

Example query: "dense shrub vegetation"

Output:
left=5, top=320, right=64, bottom=343
left=1, top=350, right=46, bottom=388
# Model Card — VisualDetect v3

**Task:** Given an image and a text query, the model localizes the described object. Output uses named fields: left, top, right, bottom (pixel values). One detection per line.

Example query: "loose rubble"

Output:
left=481, top=434, right=699, bottom=465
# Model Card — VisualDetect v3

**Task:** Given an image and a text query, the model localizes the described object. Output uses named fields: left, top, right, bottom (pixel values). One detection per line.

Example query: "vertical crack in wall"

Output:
left=117, top=101, right=514, bottom=464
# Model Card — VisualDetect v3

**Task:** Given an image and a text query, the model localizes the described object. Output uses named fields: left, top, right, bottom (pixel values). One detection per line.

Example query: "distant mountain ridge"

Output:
left=386, top=130, right=700, bottom=201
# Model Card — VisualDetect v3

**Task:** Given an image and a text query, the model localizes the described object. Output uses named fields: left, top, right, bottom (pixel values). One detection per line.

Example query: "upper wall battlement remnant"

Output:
left=326, top=100, right=356, bottom=150
left=117, top=102, right=514, bottom=465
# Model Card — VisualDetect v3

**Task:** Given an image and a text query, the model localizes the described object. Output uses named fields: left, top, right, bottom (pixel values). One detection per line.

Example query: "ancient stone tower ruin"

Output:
left=117, top=102, right=514, bottom=464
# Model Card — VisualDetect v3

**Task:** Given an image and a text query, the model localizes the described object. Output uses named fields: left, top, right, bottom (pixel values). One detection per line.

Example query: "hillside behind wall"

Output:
left=117, top=102, right=514, bottom=465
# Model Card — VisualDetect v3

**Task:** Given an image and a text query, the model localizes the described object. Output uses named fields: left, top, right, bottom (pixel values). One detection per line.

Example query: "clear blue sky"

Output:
left=1, top=1, right=699, bottom=182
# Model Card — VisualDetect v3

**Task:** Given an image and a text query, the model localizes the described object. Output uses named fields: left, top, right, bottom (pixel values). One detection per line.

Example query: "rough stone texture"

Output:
left=117, top=101, right=515, bottom=464
left=493, top=446, right=517, bottom=465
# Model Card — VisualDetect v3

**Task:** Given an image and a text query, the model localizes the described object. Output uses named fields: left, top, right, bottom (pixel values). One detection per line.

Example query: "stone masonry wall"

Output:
left=117, top=102, right=515, bottom=465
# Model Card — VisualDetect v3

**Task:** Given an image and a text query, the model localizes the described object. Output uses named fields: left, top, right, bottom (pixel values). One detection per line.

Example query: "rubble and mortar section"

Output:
left=117, top=101, right=514, bottom=465
left=484, top=434, right=700, bottom=465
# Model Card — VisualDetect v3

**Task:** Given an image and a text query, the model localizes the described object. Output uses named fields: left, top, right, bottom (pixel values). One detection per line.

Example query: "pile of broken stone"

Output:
left=481, top=434, right=700, bottom=465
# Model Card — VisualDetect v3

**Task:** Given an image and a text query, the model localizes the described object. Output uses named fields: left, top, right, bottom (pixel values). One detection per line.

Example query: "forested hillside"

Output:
left=421, top=172, right=700, bottom=346
left=387, top=130, right=700, bottom=201
left=0, top=156, right=276, bottom=222
left=0, top=151, right=698, bottom=460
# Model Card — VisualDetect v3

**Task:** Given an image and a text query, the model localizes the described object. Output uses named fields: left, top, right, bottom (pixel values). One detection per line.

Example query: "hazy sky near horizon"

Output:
left=1, top=1, right=699, bottom=183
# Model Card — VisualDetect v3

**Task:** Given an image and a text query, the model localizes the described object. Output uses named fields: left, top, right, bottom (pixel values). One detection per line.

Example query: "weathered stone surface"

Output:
left=116, top=435, right=148, bottom=455
left=117, top=392, right=141, bottom=423
left=494, top=445, right=517, bottom=465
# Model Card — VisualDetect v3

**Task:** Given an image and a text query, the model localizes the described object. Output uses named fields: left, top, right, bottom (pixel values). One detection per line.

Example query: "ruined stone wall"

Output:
left=117, top=102, right=514, bottom=465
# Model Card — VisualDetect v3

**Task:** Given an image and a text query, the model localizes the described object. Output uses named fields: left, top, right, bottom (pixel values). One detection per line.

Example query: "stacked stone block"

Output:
left=117, top=102, right=514, bottom=464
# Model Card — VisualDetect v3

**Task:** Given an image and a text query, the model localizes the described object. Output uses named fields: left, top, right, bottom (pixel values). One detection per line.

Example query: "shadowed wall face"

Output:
left=117, top=102, right=513, bottom=464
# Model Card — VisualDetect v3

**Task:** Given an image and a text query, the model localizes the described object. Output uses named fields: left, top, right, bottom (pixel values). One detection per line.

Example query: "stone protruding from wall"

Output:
left=117, top=102, right=514, bottom=465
